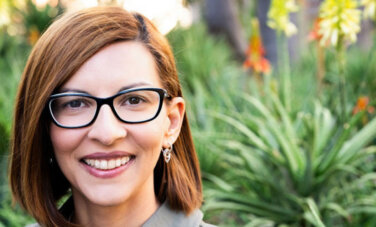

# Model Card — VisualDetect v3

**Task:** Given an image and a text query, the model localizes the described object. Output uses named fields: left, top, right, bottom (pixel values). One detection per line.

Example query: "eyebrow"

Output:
left=59, top=82, right=153, bottom=94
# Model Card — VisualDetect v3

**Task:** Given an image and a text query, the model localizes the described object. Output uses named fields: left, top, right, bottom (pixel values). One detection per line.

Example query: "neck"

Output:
left=71, top=180, right=160, bottom=227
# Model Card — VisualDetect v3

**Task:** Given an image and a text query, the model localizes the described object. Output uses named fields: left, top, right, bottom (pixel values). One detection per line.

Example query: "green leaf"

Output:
left=324, top=202, right=350, bottom=220
left=204, top=173, right=234, bottom=192
left=312, top=102, right=336, bottom=158
left=337, top=116, right=376, bottom=164
left=304, top=198, right=326, bottom=227
left=211, top=112, right=269, bottom=151
left=270, top=94, right=305, bottom=175
left=317, top=112, right=364, bottom=174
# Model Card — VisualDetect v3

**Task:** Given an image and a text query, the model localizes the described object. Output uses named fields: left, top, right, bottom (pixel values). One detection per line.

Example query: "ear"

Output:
left=163, top=97, right=185, bottom=147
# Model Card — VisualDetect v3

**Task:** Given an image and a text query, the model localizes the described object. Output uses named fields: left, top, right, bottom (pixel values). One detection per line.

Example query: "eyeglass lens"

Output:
left=50, top=90, right=162, bottom=127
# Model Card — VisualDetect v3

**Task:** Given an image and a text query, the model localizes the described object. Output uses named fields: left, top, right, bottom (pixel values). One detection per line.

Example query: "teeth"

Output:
left=84, top=157, right=131, bottom=170
left=122, top=156, right=130, bottom=164
left=95, top=160, right=100, bottom=168
left=115, top=159, right=121, bottom=167
left=100, top=160, right=107, bottom=169
left=108, top=159, right=115, bottom=169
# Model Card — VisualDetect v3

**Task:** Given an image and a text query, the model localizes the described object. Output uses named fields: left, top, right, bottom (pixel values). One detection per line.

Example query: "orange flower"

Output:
left=243, top=55, right=271, bottom=74
left=308, top=18, right=323, bottom=42
left=28, top=26, right=40, bottom=46
left=352, top=96, right=375, bottom=115
left=243, top=19, right=271, bottom=75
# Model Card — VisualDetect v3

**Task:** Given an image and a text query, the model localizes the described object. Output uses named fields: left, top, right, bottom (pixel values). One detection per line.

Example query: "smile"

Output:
left=83, top=156, right=132, bottom=170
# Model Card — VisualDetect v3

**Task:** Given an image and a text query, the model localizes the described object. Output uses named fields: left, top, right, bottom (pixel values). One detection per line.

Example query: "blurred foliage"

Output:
left=0, top=154, right=34, bottom=226
left=20, top=0, right=63, bottom=44
left=203, top=93, right=376, bottom=226
left=323, top=44, right=376, bottom=106
left=0, top=0, right=63, bottom=153
left=168, top=18, right=376, bottom=227
left=0, top=29, right=28, bottom=155
left=168, top=23, right=246, bottom=176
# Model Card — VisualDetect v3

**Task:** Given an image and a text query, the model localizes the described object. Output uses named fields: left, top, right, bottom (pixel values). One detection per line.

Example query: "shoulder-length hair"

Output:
left=9, top=6, right=202, bottom=227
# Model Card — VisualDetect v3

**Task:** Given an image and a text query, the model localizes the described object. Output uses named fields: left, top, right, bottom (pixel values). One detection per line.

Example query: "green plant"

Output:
left=167, top=23, right=247, bottom=177
left=167, top=19, right=376, bottom=226
left=0, top=156, right=35, bottom=227
left=0, top=193, right=35, bottom=227
left=0, top=29, right=29, bottom=155
left=345, top=45, right=376, bottom=102
left=202, top=89, right=376, bottom=226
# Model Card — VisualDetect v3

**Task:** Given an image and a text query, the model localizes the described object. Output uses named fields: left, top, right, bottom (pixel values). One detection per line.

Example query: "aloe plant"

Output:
left=203, top=91, right=376, bottom=226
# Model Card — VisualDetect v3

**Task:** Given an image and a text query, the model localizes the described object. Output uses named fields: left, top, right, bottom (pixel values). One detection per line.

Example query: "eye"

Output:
left=62, top=98, right=91, bottom=109
left=116, top=91, right=154, bottom=108
left=127, top=96, right=142, bottom=105
left=67, top=100, right=84, bottom=108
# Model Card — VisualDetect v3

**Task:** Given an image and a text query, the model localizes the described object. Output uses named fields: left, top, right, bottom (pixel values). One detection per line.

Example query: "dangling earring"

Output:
left=162, top=143, right=173, bottom=163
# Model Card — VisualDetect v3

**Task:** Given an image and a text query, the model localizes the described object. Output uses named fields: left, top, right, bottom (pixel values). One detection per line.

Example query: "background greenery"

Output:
left=1, top=0, right=375, bottom=226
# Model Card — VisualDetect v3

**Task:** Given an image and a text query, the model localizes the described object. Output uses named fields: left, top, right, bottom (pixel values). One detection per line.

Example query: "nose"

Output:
left=87, top=105, right=127, bottom=145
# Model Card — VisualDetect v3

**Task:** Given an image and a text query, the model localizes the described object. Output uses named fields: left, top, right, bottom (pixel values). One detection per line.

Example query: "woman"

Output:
left=9, top=6, right=214, bottom=227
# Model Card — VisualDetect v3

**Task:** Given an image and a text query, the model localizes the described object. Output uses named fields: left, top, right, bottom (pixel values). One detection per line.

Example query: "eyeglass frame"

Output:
left=48, top=87, right=171, bottom=129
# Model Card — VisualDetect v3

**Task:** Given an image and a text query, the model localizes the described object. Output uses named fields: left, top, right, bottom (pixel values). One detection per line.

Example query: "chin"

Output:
left=75, top=184, right=132, bottom=208
left=90, top=197, right=127, bottom=207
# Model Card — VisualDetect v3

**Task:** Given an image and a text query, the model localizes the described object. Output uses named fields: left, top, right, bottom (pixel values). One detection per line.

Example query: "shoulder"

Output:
left=143, top=201, right=217, bottom=227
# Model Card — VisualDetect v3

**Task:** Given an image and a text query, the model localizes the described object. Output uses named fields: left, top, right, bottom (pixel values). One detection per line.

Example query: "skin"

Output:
left=50, top=41, right=185, bottom=227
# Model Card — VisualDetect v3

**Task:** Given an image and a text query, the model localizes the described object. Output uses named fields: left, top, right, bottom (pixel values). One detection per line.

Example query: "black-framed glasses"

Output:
left=48, top=87, right=170, bottom=129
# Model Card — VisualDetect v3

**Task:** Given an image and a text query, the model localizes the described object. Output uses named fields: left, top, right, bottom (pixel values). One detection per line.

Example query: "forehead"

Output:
left=61, top=41, right=161, bottom=96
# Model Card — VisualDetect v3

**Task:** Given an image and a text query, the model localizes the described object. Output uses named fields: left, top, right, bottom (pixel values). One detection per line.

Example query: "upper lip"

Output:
left=81, top=151, right=134, bottom=160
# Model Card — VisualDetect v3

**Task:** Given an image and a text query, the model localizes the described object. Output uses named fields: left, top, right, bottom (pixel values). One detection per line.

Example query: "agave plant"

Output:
left=203, top=91, right=376, bottom=226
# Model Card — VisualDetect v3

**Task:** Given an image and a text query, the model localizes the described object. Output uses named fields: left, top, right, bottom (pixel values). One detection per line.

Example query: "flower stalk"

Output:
left=267, top=0, right=298, bottom=111
left=276, top=32, right=291, bottom=112
left=336, top=38, right=347, bottom=122
left=318, top=0, right=361, bottom=122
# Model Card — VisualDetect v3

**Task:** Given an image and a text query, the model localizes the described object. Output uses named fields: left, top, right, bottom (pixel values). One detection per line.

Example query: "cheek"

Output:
left=132, top=113, right=170, bottom=155
left=50, top=124, right=86, bottom=156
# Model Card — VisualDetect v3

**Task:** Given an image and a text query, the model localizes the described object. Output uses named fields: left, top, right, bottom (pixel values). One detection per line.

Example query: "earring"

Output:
left=162, top=143, right=173, bottom=163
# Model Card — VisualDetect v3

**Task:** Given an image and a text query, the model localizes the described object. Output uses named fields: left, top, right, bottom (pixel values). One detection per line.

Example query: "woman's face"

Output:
left=50, top=41, right=184, bottom=208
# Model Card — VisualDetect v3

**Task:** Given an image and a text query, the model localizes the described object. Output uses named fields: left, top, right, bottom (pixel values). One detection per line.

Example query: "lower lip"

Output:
left=81, top=158, right=134, bottom=179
